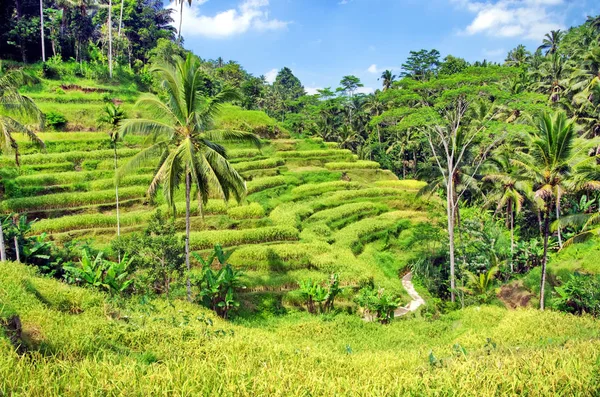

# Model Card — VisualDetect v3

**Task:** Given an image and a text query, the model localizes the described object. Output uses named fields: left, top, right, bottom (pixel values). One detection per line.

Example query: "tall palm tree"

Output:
left=0, top=70, right=45, bottom=261
left=363, top=94, right=386, bottom=143
left=505, top=44, right=531, bottom=67
left=538, top=30, right=564, bottom=55
left=379, top=70, right=396, bottom=91
left=97, top=103, right=126, bottom=245
left=176, top=0, right=192, bottom=44
left=118, top=54, right=261, bottom=301
left=483, top=149, right=532, bottom=272
left=515, top=112, right=585, bottom=310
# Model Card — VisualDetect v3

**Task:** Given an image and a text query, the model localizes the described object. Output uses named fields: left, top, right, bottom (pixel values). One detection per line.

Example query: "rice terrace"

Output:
left=1, top=0, right=600, bottom=395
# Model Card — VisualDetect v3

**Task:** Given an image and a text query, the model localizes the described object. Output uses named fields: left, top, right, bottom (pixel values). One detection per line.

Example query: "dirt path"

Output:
left=364, top=272, right=425, bottom=321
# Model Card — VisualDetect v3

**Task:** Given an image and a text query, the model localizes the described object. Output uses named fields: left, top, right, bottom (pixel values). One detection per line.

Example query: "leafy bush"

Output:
left=298, top=274, right=342, bottom=314
left=63, top=250, right=133, bottom=296
left=45, top=111, right=67, bottom=130
left=192, top=245, right=244, bottom=318
left=553, top=274, right=600, bottom=317
left=356, top=287, right=402, bottom=324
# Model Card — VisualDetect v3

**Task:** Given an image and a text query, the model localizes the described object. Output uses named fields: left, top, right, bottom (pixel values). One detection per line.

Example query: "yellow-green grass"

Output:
left=188, top=226, right=299, bottom=250
left=290, top=180, right=362, bottom=198
left=0, top=186, right=147, bottom=213
left=277, top=149, right=353, bottom=159
left=374, top=179, right=428, bottom=190
left=325, top=160, right=381, bottom=170
left=3, top=261, right=600, bottom=396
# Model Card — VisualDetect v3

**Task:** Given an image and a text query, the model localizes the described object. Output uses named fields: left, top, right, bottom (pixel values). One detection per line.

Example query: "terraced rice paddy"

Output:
left=1, top=133, right=436, bottom=299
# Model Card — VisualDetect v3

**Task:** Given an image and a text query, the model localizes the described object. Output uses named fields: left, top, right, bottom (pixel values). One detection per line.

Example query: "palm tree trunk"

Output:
left=39, top=0, right=46, bottom=62
left=0, top=222, right=6, bottom=262
left=113, top=143, right=121, bottom=261
left=178, top=0, right=184, bottom=44
left=108, top=0, right=113, bottom=79
left=118, top=0, right=124, bottom=37
left=509, top=202, right=514, bottom=273
left=556, top=190, right=563, bottom=249
left=185, top=170, right=192, bottom=302
left=539, top=206, right=551, bottom=310
left=446, top=178, right=456, bottom=302
left=14, top=236, right=20, bottom=263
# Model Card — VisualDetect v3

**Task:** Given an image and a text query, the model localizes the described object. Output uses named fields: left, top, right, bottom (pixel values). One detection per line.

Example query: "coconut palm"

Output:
left=39, top=0, right=46, bottom=62
left=97, top=103, right=126, bottom=246
left=514, top=112, right=587, bottom=310
left=379, top=70, right=396, bottom=91
left=530, top=52, right=571, bottom=102
left=0, top=69, right=45, bottom=262
left=483, top=149, right=532, bottom=272
left=118, top=54, right=261, bottom=301
left=538, top=30, right=564, bottom=55
left=505, top=45, right=531, bottom=67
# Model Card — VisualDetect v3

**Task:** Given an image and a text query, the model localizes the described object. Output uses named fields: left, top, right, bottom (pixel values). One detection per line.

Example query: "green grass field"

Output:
left=2, top=261, right=600, bottom=396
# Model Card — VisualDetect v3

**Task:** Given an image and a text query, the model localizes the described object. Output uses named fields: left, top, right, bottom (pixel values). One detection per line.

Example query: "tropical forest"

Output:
left=1, top=0, right=600, bottom=395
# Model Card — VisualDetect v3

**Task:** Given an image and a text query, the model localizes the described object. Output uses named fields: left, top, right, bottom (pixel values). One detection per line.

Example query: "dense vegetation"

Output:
left=1, top=1, right=600, bottom=394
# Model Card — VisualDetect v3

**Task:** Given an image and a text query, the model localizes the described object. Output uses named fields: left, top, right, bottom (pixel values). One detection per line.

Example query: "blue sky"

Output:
left=170, top=0, right=598, bottom=94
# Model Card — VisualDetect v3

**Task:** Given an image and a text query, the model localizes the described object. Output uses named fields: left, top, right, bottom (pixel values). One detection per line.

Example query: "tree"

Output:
left=97, top=103, right=126, bottom=249
left=401, top=49, right=441, bottom=81
left=439, top=55, right=469, bottom=76
left=423, top=99, right=499, bottom=302
left=274, top=67, right=305, bottom=100
left=379, top=70, right=396, bottom=90
left=118, top=54, right=261, bottom=301
left=483, top=149, right=532, bottom=271
left=0, top=69, right=45, bottom=261
left=515, top=112, right=586, bottom=310
left=538, top=30, right=564, bottom=55
left=505, top=45, right=531, bottom=67
left=339, top=75, right=363, bottom=97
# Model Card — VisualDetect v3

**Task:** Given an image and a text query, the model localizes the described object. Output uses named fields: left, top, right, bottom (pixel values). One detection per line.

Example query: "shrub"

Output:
left=553, top=273, right=600, bottom=317
left=299, top=274, right=342, bottom=314
left=324, top=161, right=380, bottom=170
left=63, top=250, right=133, bottom=296
left=45, top=111, right=68, bottom=130
left=356, top=287, right=402, bottom=324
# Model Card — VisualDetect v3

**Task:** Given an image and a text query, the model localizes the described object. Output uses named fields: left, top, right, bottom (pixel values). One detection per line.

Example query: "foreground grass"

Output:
left=2, top=262, right=600, bottom=396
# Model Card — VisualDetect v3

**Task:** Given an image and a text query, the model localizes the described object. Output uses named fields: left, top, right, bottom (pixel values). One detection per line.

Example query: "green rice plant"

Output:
left=188, top=226, right=299, bottom=250
left=226, top=203, right=265, bottom=220
left=374, top=180, right=427, bottom=190
left=324, top=142, right=339, bottom=149
left=88, top=175, right=154, bottom=190
left=0, top=186, right=147, bottom=212
left=246, top=176, right=299, bottom=194
left=31, top=211, right=151, bottom=234
left=19, top=162, right=76, bottom=173
left=228, top=242, right=332, bottom=270
left=277, top=149, right=352, bottom=159
left=291, top=181, right=362, bottom=198
left=234, top=158, right=285, bottom=172
left=0, top=148, right=139, bottom=166
left=334, top=211, right=413, bottom=252
left=269, top=203, right=314, bottom=227
left=13, top=168, right=154, bottom=187
left=228, top=148, right=262, bottom=159
left=324, top=160, right=380, bottom=170
left=308, top=202, right=389, bottom=227
left=313, top=188, right=415, bottom=211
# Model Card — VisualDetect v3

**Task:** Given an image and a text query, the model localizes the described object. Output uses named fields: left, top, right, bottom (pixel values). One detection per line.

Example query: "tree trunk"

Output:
left=446, top=178, right=456, bottom=302
left=39, top=0, right=46, bottom=62
left=178, top=0, right=184, bottom=44
left=185, top=171, right=192, bottom=302
left=118, top=0, right=124, bottom=37
left=0, top=222, right=6, bottom=262
left=539, top=206, right=551, bottom=310
left=14, top=236, right=20, bottom=263
left=108, top=0, right=113, bottom=79
left=113, top=143, right=121, bottom=262
left=556, top=189, right=562, bottom=249
left=413, top=151, right=417, bottom=176
left=509, top=199, right=514, bottom=273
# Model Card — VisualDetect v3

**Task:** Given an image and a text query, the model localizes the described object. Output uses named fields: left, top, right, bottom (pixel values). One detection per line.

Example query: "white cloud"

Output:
left=169, top=0, right=290, bottom=39
left=366, top=64, right=400, bottom=74
left=338, top=0, right=352, bottom=4
left=356, top=87, right=375, bottom=95
left=264, top=68, right=278, bottom=84
left=452, top=0, right=566, bottom=40
left=305, top=87, right=322, bottom=95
